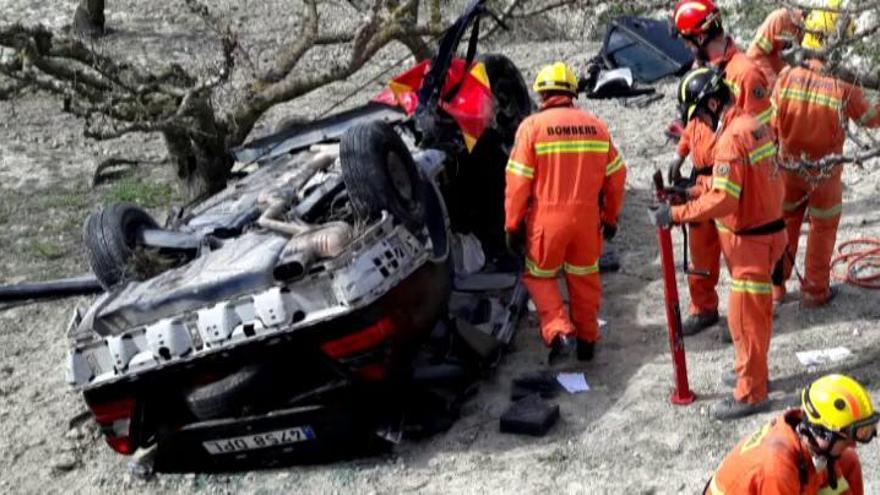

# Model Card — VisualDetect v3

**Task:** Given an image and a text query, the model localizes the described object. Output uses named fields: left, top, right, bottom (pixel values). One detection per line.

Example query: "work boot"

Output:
left=548, top=333, right=575, bottom=365
left=576, top=339, right=595, bottom=362
left=682, top=310, right=720, bottom=336
left=722, top=370, right=738, bottom=388
left=801, top=286, right=840, bottom=309
left=712, top=396, right=770, bottom=421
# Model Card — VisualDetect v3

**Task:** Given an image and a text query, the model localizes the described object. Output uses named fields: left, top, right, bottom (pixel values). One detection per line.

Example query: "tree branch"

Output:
left=260, top=0, right=319, bottom=83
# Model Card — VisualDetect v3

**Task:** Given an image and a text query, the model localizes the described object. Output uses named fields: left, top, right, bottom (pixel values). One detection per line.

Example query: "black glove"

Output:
left=647, top=203, right=673, bottom=228
left=602, top=222, right=618, bottom=241
left=505, top=230, right=525, bottom=257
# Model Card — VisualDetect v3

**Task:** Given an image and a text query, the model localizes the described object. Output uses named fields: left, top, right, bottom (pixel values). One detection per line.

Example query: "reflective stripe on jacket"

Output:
left=715, top=40, right=775, bottom=125
left=773, top=60, right=880, bottom=162
left=504, top=96, right=627, bottom=232
left=672, top=107, right=784, bottom=232
left=746, top=8, right=804, bottom=76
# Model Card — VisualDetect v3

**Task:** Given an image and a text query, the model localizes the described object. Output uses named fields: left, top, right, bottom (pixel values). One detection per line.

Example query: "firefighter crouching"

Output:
left=649, top=68, right=785, bottom=420
left=505, top=62, right=627, bottom=364
left=706, top=374, right=878, bottom=494
left=771, top=4, right=880, bottom=308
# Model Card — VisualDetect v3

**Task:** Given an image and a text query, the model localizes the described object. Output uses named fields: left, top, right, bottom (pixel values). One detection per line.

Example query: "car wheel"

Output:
left=340, top=121, right=426, bottom=232
left=184, top=365, right=269, bottom=421
left=477, top=54, right=534, bottom=143
left=83, top=202, right=158, bottom=289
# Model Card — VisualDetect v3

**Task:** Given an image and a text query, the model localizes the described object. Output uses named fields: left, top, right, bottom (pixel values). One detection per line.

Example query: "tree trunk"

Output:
left=73, top=0, right=106, bottom=38
left=164, top=130, right=233, bottom=201
left=162, top=97, right=233, bottom=201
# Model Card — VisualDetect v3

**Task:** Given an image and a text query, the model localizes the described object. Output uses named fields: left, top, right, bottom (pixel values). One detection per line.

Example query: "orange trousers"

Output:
left=720, top=229, right=786, bottom=404
left=686, top=174, right=721, bottom=315
left=523, top=209, right=602, bottom=345
left=778, top=169, right=843, bottom=302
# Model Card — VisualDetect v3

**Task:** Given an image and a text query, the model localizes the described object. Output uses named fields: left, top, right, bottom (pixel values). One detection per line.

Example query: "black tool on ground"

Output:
left=499, top=394, right=560, bottom=436
left=511, top=371, right=564, bottom=399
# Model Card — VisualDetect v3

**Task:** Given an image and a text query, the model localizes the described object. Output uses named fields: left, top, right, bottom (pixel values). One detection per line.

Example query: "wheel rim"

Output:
left=386, top=151, right=414, bottom=202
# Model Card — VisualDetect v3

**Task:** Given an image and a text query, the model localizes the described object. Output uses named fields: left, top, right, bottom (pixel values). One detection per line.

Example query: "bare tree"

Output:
left=0, top=0, right=448, bottom=199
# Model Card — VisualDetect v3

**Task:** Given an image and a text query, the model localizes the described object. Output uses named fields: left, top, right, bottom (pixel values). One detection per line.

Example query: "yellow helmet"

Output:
left=802, top=374, right=879, bottom=443
left=802, top=0, right=855, bottom=49
left=533, top=62, right=579, bottom=95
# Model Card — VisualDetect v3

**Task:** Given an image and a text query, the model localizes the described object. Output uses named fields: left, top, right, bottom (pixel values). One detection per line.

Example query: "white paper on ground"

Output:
left=796, top=347, right=853, bottom=367
left=598, top=319, right=607, bottom=328
left=557, top=372, right=590, bottom=393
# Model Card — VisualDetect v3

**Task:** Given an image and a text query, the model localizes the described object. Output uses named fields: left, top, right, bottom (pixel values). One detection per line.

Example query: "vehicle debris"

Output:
left=600, top=16, right=694, bottom=83
left=499, top=394, right=560, bottom=437
left=62, top=0, right=534, bottom=472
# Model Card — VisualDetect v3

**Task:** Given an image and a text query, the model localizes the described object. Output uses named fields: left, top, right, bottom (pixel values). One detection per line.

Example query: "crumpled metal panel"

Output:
left=94, top=232, right=288, bottom=335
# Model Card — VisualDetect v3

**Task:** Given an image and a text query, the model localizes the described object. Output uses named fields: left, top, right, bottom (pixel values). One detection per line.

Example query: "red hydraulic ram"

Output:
left=653, top=169, right=696, bottom=405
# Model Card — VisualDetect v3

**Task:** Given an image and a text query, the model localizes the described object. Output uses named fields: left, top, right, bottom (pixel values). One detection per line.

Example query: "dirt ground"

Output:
left=1, top=1, right=879, bottom=494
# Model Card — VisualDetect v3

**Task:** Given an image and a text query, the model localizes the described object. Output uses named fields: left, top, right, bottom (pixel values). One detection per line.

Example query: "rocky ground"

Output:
left=1, top=1, right=879, bottom=494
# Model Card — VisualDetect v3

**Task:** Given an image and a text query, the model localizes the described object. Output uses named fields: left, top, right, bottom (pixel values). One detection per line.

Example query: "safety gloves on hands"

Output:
left=505, top=230, right=525, bottom=257
left=647, top=203, right=673, bottom=227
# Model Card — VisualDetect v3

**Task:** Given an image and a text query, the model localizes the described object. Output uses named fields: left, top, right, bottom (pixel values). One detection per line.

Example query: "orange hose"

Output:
left=831, top=239, right=880, bottom=289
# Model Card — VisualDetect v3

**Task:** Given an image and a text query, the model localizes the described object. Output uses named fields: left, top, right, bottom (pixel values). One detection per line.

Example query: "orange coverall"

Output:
left=677, top=119, right=721, bottom=317
left=746, top=8, right=804, bottom=86
left=505, top=95, right=627, bottom=345
left=672, top=107, right=785, bottom=404
left=773, top=61, right=880, bottom=303
left=707, top=410, right=863, bottom=494
left=713, top=39, right=775, bottom=126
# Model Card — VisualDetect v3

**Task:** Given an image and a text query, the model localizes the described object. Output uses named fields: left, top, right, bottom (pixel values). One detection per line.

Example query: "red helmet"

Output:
left=673, top=0, right=721, bottom=37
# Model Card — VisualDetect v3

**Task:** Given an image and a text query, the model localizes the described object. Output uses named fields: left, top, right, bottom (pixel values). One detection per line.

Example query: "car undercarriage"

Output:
left=65, top=0, right=535, bottom=472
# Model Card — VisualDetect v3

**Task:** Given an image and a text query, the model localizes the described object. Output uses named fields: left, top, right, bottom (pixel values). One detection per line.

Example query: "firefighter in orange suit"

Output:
left=706, top=374, right=878, bottom=494
left=649, top=68, right=785, bottom=420
left=667, top=113, right=721, bottom=336
left=505, top=62, right=627, bottom=364
left=772, top=5, right=880, bottom=308
left=674, top=0, right=775, bottom=126
left=746, top=7, right=805, bottom=86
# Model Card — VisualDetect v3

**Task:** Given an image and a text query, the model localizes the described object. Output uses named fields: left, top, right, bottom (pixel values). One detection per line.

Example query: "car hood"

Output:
left=94, top=231, right=289, bottom=335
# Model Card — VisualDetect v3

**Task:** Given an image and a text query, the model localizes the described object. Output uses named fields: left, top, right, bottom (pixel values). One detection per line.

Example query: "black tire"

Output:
left=184, top=365, right=268, bottom=421
left=477, top=54, right=534, bottom=143
left=83, top=202, right=158, bottom=289
left=340, top=121, right=425, bottom=232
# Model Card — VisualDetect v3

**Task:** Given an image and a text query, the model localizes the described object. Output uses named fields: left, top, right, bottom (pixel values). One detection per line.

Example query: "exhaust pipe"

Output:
left=273, top=222, right=353, bottom=282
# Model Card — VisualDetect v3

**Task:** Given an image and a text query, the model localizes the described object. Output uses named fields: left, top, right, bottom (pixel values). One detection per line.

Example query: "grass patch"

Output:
left=31, top=240, right=65, bottom=260
left=40, top=191, right=90, bottom=210
left=103, top=179, right=175, bottom=208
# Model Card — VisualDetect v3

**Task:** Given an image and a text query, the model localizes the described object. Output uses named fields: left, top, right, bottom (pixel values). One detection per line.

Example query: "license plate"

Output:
left=202, top=426, right=316, bottom=455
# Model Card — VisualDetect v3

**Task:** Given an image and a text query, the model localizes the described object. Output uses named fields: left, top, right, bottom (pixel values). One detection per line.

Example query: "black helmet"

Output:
left=677, top=67, right=730, bottom=122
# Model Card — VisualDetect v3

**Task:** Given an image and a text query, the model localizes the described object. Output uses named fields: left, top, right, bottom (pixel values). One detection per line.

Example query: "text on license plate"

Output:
left=202, top=426, right=316, bottom=455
